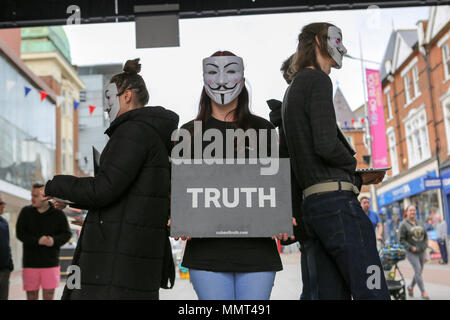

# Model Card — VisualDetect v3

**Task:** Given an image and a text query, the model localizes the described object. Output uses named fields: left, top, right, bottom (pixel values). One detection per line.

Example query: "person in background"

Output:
left=0, top=194, right=14, bottom=300
left=435, top=214, right=448, bottom=265
left=424, top=216, right=434, bottom=232
left=399, top=205, right=430, bottom=300
left=360, top=196, right=383, bottom=247
left=16, top=184, right=71, bottom=300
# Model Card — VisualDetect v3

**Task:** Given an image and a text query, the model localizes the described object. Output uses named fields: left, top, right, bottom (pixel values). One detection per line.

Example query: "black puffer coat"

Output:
left=45, top=106, right=179, bottom=299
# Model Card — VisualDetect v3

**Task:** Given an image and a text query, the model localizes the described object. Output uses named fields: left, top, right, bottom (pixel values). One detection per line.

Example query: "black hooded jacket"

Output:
left=45, top=106, right=179, bottom=300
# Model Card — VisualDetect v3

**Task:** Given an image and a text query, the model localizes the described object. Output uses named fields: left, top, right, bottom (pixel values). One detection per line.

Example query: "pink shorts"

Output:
left=22, top=266, right=61, bottom=291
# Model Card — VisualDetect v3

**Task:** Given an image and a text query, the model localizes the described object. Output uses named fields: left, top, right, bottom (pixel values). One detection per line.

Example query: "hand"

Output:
left=167, top=219, right=171, bottom=227
left=53, top=200, right=67, bottom=210
left=376, top=235, right=383, bottom=241
left=38, top=236, right=54, bottom=247
left=38, top=236, right=48, bottom=246
left=71, top=216, right=84, bottom=227
left=272, top=232, right=295, bottom=242
left=45, top=236, right=54, bottom=247
left=360, top=171, right=385, bottom=185
left=174, top=235, right=191, bottom=241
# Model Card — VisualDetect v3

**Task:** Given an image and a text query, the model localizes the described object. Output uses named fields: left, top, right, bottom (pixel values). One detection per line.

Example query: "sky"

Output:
left=63, top=5, right=431, bottom=126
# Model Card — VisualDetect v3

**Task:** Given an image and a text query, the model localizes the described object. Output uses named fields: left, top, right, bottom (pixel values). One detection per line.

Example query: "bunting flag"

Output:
left=344, top=121, right=350, bottom=131
left=25, top=86, right=32, bottom=96
left=361, top=118, right=365, bottom=123
left=40, top=91, right=48, bottom=102
left=6, top=80, right=16, bottom=92
left=351, top=119, right=355, bottom=126
left=89, top=105, right=96, bottom=115
left=73, top=100, right=80, bottom=110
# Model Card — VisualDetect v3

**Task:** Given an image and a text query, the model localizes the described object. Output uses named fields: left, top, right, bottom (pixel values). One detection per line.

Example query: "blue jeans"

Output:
left=302, top=190, right=390, bottom=300
left=189, top=269, right=276, bottom=300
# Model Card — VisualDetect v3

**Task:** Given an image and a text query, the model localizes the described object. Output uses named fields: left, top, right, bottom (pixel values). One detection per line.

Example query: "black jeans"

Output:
left=0, top=269, right=10, bottom=300
left=302, top=190, right=390, bottom=300
left=438, top=239, right=448, bottom=263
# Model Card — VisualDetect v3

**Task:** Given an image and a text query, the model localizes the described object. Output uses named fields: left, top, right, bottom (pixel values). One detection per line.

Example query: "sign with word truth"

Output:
left=170, top=158, right=293, bottom=238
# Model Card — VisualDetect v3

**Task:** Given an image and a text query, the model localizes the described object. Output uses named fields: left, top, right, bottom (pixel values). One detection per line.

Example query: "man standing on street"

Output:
left=0, top=194, right=14, bottom=300
left=360, top=197, right=384, bottom=245
left=16, top=183, right=71, bottom=300
left=436, top=215, right=448, bottom=265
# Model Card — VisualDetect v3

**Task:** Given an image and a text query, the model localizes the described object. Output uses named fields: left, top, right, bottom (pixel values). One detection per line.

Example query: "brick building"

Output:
left=376, top=6, right=450, bottom=234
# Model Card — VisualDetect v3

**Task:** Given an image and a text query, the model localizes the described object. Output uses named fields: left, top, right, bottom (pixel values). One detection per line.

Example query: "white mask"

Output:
left=203, top=56, right=245, bottom=105
left=327, top=26, right=347, bottom=69
left=104, top=83, right=121, bottom=124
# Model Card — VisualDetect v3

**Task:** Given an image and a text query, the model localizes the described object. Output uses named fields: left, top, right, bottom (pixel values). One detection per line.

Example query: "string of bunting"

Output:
left=19, top=84, right=96, bottom=115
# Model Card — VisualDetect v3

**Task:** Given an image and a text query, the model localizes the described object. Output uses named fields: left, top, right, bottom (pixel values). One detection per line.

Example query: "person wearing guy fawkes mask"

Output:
left=174, top=51, right=295, bottom=300
left=281, top=23, right=390, bottom=299
left=44, top=58, right=178, bottom=299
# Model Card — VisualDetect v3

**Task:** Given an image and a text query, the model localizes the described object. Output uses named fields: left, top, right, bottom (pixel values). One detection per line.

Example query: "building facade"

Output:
left=0, top=33, right=58, bottom=268
left=377, top=6, right=450, bottom=234
left=20, top=26, right=85, bottom=176
left=77, top=64, right=122, bottom=176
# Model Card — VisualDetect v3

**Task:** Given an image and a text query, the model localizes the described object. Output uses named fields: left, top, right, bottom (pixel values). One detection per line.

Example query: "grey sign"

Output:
left=170, top=158, right=293, bottom=238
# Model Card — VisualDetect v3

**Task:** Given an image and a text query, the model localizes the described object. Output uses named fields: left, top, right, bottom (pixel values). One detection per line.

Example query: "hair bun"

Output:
left=123, top=58, right=141, bottom=75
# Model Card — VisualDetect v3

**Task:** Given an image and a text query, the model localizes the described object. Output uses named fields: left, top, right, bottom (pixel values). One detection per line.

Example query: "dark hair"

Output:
left=281, top=54, right=294, bottom=84
left=285, top=22, right=335, bottom=82
left=32, top=183, right=44, bottom=189
left=110, top=58, right=149, bottom=107
left=195, top=51, right=252, bottom=131
left=360, top=196, right=370, bottom=202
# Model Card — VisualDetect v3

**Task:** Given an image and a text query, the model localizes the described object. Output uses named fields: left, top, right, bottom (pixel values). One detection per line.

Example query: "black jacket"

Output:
left=281, top=68, right=362, bottom=192
left=0, top=216, right=14, bottom=271
left=45, top=106, right=179, bottom=300
left=16, top=204, right=71, bottom=268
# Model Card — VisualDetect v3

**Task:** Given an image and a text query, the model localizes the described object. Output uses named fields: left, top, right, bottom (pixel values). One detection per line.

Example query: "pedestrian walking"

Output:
left=435, top=214, right=448, bottom=265
left=399, top=205, right=430, bottom=300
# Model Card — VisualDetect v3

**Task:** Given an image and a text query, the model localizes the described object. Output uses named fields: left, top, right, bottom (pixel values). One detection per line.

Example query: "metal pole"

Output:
left=359, top=34, right=379, bottom=212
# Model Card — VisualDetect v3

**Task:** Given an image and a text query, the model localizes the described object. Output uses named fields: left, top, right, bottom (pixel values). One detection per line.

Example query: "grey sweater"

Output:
left=437, top=220, right=448, bottom=240
left=399, top=219, right=428, bottom=254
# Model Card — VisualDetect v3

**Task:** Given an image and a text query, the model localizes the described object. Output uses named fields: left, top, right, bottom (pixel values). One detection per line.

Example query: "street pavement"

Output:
left=7, top=250, right=450, bottom=300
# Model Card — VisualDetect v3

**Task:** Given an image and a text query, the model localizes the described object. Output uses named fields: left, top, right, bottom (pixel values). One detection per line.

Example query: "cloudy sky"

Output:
left=63, top=5, right=430, bottom=126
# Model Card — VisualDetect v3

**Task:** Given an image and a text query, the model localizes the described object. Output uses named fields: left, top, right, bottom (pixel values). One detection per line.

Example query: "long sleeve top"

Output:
left=281, top=68, right=362, bottom=192
left=16, top=204, right=71, bottom=268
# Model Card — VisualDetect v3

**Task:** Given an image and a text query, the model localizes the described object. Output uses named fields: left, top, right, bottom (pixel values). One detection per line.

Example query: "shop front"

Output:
left=378, top=171, right=443, bottom=243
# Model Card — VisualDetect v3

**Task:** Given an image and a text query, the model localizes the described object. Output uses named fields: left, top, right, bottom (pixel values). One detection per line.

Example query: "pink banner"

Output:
left=366, top=68, right=388, bottom=168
